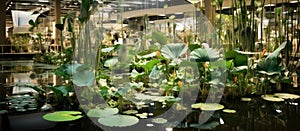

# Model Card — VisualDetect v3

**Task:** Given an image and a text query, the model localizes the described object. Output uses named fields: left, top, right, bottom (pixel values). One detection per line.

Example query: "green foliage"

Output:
left=257, top=42, right=286, bottom=75
left=225, top=50, right=248, bottom=66
left=161, top=43, right=188, bottom=60
left=104, top=57, right=119, bottom=69
left=188, top=44, right=201, bottom=51
left=46, top=85, right=68, bottom=96
left=72, top=70, right=95, bottom=86
left=151, top=31, right=169, bottom=45
left=28, top=19, right=41, bottom=32
left=190, top=48, right=220, bottom=62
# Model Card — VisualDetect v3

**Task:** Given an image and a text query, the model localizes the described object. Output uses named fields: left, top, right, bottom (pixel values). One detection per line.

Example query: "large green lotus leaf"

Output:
left=101, top=47, right=115, bottom=53
left=257, top=42, right=286, bottom=75
left=274, top=93, right=300, bottom=99
left=66, top=64, right=82, bottom=75
left=266, top=42, right=287, bottom=59
left=210, top=60, right=226, bottom=70
left=43, top=111, right=83, bottom=122
left=225, top=50, right=237, bottom=59
left=87, top=108, right=119, bottom=118
left=45, top=85, right=68, bottom=96
left=72, top=70, right=95, bottom=86
left=149, top=65, right=159, bottom=79
left=190, top=48, right=219, bottom=62
left=98, top=115, right=139, bottom=127
left=130, top=69, right=145, bottom=78
left=161, top=43, right=188, bottom=60
left=191, top=103, right=224, bottom=111
left=257, top=58, right=284, bottom=75
left=137, top=52, right=157, bottom=59
left=25, top=84, right=45, bottom=93
left=104, top=57, right=119, bottom=68
left=234, top=53, right=248, bottom=66
left=188, top=44, right=201, bottom=51
left=231, top=66, right=248, bottom=74
left=141, top=59, right=161, bottom=71
left=151, top=31, right=169, bottom=45
left=225, top=50, right=248, bottom=66
left=226, top=60, right=234, bottom=69
left=261, top=95, right=284, bottom=102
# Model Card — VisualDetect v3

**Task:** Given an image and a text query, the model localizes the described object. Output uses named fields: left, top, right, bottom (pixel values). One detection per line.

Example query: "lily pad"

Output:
left=43, top=111, right=83, bottom=122
left=241, top=97, right=252, bottom=102
left=261, top=95, right=284, bottom=102
left=98, top=115, right=139, bottom=127
left=152, top=118, right=168, bottom=124
left=87, top=108, right=119, bottom=118
left=222, top=109, right=236, bottom=113
left=136, top=113, right=148, bottom=119
left=274, top=93, right=300, bottom=99
left=191, top=103, right=224, bottom=111
left=123, top=110, right=138, bottom=115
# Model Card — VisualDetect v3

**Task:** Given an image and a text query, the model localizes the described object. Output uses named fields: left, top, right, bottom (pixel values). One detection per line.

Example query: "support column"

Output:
left=54, top=0, right=61, bottom=49
left=204, top=0, right=213, bottom=23
left=0, top=0, right=6, bottom=44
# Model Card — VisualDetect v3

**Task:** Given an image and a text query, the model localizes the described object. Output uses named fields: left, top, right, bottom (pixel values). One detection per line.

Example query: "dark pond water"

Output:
left=1, top=60, right=300, bottom=131
left=38, top=94, right=300, bottom=131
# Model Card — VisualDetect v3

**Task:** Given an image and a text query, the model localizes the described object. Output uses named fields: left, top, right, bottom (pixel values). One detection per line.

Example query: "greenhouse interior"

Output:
left=0, top=0, right=300, bottom=131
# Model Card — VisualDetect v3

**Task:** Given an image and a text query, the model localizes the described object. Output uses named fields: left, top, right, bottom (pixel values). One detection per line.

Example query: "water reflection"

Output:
left=0, top=60, right=58, bottom=95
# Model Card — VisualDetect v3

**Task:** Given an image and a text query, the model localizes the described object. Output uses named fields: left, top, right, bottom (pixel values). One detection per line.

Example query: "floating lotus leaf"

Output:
left=241, top=97, right=252, bottom=102
left=274, top=93, right=300, bottom=99
left=98, top=115, right=139, bottom=127
left=43, top=111, right=83, bottom=122
left=123, top=110, right=138, bottom=115
left=222, top=109, right=236, bottom=113
left=191, top=103, right=224, bottom=111
left=261, top=95, right=284, bottom=102
left=136, top=113, right=148, bottom=119
left=152, top=118, right=168, bottom=124
left=87, top=108, right=119, bottom=118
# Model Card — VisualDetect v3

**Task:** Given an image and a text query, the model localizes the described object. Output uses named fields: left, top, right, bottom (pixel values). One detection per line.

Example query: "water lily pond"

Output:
left=37, top=94, right=300, bottom=131
left=2, top=0, right=300, bottom=130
